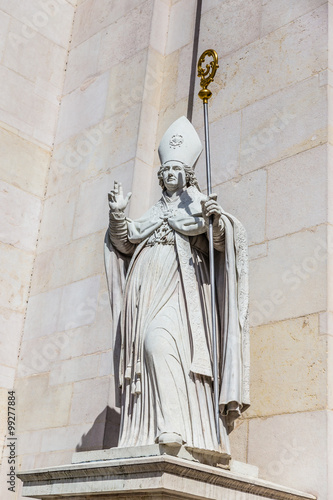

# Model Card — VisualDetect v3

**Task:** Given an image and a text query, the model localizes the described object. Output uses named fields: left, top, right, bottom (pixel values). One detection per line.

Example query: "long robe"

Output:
left=104, top=185, right=249, bottom=455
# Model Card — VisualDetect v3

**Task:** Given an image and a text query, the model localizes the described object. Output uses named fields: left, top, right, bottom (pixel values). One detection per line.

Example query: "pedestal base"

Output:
left=72, top=443, right=230, bottom=467
left=18, top=452, right=315, bottom=500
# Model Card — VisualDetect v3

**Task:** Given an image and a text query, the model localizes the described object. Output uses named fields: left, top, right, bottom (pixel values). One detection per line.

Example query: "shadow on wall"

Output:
left=76, top=406, right=121, bottom=452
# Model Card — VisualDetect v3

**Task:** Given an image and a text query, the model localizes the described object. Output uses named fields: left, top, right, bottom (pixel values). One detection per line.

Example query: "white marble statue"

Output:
left=104, top=116, right=249, bottom=456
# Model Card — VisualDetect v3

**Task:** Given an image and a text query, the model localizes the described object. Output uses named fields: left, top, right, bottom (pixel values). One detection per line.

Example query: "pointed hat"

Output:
left=158, top=116, right=202, bottom=168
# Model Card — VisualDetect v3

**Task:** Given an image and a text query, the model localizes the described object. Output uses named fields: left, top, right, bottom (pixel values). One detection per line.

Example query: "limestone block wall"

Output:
left=0, top=1, right=76, bottom=498
left=0, top=1, right=331, bottom=499
left=328, top=2, right=333, bottom=496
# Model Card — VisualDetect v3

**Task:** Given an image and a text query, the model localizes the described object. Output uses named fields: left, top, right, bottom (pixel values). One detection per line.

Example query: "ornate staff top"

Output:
left=197, top=49, right=219, bottom=103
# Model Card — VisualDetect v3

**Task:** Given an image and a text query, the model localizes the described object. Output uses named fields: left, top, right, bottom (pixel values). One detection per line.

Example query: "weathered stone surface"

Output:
left=328, top=335, right=333, bottom=410
left=22, top=286, right=62, bottom=341
left=149, top=0, right=170, bottom=55
left=159, top=50, right=179, bottom=111
left=69, top=377, right=111, bottom=425
left=328, top=142, right=333, bottom=224
left=249, top=225, right=326, bottom=325
left=0, top=180, right=41, bottom=252
left=105, top=49, right=149, bottom=118
left=17, top=430, right=43, bottom=456
left=71, top=0, right=148, bottom=48
left=192, top=4, right=328, bottom=127
left=165, top=0, right=196, bottom=55
left=64, top=33, right=101, bottom=95
left=176, top=43, right=193, bottom=102
left=0, top=0, right=75, bottom=48
left=0, top=10, right=10, bottom=60
left=0, top=365, right=15, bottom=389
left=127, top=158, right=154, bottom=218
left=24, top=276, right=100, bottom=340
left=49, top=115, right=138, bottom=196
left=136, top=103, right=159, bottom=167
left=248, top=242, right=268, bottom=261
left=248, top=411, right=328, bottom=500
left=16, top=375, right=73, bottom=432
left=0, top=308, right=23, bottom=368
left=97, top=1, right=154, bottom=72
left=0, top=65, right=59, bottom=145
left=0, top=242, right=34, bottom=312
left=18, top=452, right=37, bottom=472
left=261, top=0, right=326, bottom=36
left=249, top=314, right=326, bottom=418
left=199, top=0, right=261, bottom=58
left=201, top=0, right=224, bottom=14
left=0, top=127, right=50, bottom=197
left=57, top=276, right=101, bottom=333
left=195, top=111, right=241, bottom=189
left=99, top=351, right=114, bottom=377
left=17, top=334, right=62, bottom=378
left=40, top=424, right=99, bottom=453
left=18, top=307, right=111, bottom=379
left=3, top=18, right=67, bottom=90
left=229, top=458, right=259, bottom=478
left=328, top=226, right=333, bottom=314
left=328, top=410, right=333, bottom=496
left=33, top=450, right=73, bottom=470
left=55, top=72, right=109, bottom=145
left=215, top=168, right=267, bottom=246
left=72, top=444, right=230, bottom=468
left=18, top=454, right=315, bottom=500
left=228, top=418, right=248, bottom=464
left=240, top=76, right=327, bottom=175
left=31, top=230, right=105, bottom=295
left=17, top=320, right=113, bottom=385
left=49, top=354, right=103, bottom=386
left=266, top=146, right=327, bottom=239
left=38, top=187, right=78, bottom=253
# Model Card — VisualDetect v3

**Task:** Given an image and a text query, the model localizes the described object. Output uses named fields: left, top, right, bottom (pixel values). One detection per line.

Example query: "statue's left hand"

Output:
left=201, top=194, right=222, bottom=228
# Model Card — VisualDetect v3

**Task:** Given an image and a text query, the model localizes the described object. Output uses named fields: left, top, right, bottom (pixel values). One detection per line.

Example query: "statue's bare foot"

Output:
left=157, top=432, right=183, bottom=447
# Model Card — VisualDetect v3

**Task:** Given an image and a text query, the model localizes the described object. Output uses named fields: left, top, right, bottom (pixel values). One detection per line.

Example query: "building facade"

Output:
left=0, top=0, right=331, bottom=498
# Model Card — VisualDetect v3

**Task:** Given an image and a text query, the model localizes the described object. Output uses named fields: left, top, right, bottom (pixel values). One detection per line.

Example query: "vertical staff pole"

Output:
left=197, top=49, right=220, bottom=444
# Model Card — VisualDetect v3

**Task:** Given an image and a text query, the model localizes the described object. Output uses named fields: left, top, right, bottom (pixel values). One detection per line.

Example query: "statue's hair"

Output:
left=157, top=163, right=200, bottom=191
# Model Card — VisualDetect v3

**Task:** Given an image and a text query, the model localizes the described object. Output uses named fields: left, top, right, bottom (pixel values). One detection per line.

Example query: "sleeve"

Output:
left=108, top=210, right=136, bottom=256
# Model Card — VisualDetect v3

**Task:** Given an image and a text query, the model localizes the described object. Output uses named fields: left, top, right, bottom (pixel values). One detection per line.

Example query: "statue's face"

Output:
left=162, top=161, right=186, bottom=192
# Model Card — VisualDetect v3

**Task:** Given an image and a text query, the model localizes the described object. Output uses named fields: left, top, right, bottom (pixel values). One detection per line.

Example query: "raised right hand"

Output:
left=108, top=181, right=132, bottom=212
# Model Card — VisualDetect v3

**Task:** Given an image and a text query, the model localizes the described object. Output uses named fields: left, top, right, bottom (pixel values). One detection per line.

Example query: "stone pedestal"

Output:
left=72, top=443, right=231, bottom=467
left=18, top=448, right=315, bottom=500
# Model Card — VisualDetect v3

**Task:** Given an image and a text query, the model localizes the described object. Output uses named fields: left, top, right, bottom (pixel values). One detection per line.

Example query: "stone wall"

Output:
left=0, top=1, right=76, bottom=498
left=0, top=1, right=331, bottom=499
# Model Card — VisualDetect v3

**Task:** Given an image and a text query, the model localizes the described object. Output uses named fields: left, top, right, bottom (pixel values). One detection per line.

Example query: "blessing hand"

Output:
left=108, top=181, right=132, bottom=212
left=201, top=194, right=222, bottom=228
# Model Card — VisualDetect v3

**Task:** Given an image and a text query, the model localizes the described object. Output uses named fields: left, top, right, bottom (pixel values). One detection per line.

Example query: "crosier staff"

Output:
left=197, top=49, right=220, bottom=444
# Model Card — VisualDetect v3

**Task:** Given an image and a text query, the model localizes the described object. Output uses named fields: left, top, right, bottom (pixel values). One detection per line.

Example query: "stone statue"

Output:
left=104, top=116, right=249, bottom=457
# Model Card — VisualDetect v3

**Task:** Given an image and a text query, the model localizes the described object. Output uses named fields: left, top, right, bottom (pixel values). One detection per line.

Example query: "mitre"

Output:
left=158, top=116, right=203, bottom=168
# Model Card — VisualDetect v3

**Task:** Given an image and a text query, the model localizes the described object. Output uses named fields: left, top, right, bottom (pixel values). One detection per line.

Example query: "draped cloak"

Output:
left=104, top=185, right=250, bottom=454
